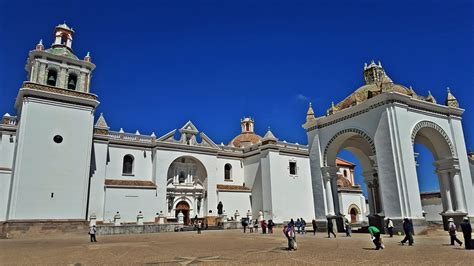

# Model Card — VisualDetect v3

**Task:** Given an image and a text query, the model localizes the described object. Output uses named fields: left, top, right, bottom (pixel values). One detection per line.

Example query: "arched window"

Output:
left=224, top=164, right=232, bottom=180
left=67, top=73, right=77, bottom=90
left=246, top=123, right=249, bottom=131
left=179, top=171, right=186, bottom=184
left=122, top=154, right=134, bottom=175
left=47, top=69, right=58, bottom=86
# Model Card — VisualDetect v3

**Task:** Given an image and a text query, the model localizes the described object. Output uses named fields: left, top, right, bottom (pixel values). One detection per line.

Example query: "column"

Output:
left=450, top=169, right=467, bottom=212
left=437, top=171, right=453, bottom=213
left=330, top=175, right=340, bottom=215
left=363, top=170, right=377, bottom=215
left=324, top=176, right=335, bottom=216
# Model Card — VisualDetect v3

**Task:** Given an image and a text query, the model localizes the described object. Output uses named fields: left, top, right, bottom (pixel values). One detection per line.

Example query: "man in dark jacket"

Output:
left=327, top=218, right=336, bottom=238
left=460, top=216, right=472, bottom=250
left=401, top=218, right=414, bottom=246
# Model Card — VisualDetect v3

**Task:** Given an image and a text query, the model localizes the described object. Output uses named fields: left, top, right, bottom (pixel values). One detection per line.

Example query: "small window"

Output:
left=289, top=161, right=297, bottom=175
left=122, top=154, right=134, bottom=175
left=224, top=164, right=232, bottom=180
left=53, top=135, right=63, bottom=143
left=67, top=73, right=77, bottom=90
left=344, top=170, right=348, bottom=177
left=47, top=69, right=58, bottom=86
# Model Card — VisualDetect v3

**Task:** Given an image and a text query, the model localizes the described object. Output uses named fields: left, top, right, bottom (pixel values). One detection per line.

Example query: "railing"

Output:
left=22, top=81, right=98, bottom=100
left=107, top=131, right=154, bottom=143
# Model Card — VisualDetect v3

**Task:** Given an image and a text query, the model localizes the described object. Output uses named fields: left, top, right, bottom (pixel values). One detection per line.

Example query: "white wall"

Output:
left=216, top=157, right=244, bottom=185
left=421, top=197, right=443, bottom=222
left=244, top=154, right=263, bottom=218
left=107, top=146, right=153, bottom=181
left=103, top=187, right=159, bottom=223
left=0, top=133, right=15, bottom=221
left=339, top=191, right=367, bottom=223
left=217, top=191, right=251, bottom=220
left=267, top=151, right=315, bottom=223
left=8, top=98, right=94, bottom=220
left=88, top=141, right=108, bottom=221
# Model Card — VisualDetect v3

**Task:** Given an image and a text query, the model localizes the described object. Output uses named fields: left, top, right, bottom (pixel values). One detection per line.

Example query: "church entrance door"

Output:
left=175, top=201, right=190, bottom=225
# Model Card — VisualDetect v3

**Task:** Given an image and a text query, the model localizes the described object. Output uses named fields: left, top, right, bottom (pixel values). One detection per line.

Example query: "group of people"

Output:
left=241, top=218, right=275, bottom=234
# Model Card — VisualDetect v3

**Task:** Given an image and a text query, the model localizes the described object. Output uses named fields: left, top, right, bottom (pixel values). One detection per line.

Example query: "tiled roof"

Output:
left=216, top=184, right=251, bottom=191
left=105, top=179, right=156, bottom=187
left=336, top=157, right=355, bottom=167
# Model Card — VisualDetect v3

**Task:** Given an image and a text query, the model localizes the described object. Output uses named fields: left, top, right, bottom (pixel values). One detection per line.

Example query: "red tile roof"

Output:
left=105, top=179, right=156, bottom=187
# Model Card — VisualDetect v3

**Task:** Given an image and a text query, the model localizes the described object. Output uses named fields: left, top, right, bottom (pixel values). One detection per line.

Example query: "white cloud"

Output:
left=295, top=94, right=309, bottom=102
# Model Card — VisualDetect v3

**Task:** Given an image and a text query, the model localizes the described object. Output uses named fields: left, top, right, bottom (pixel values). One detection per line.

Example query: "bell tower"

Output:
left=7, top=24, right=99, bottom=221
left=241, top=117, right=255, bottom=133
left=25, top=23, right=94, bottom=92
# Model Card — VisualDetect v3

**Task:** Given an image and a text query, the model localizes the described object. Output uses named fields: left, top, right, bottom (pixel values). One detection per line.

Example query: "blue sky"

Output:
left=1, top=0, right=473, bottom=195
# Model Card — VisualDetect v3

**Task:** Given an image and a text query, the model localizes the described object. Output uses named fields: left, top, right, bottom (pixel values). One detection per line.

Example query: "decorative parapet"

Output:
left=22, top=82, right=97, bottom=100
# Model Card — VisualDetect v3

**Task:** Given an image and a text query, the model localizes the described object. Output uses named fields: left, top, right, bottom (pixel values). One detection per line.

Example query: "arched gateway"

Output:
left=303, top=61, right=474, bottom=233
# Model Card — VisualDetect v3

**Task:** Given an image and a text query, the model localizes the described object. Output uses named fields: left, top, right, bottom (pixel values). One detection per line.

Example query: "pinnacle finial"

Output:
left=39, top=39, right=43, bottom=45
left=309, top=102, right=312, bottom=107
left=447, top=86, right=451, bottom=93
left=86, top=51, right=90, bottom=57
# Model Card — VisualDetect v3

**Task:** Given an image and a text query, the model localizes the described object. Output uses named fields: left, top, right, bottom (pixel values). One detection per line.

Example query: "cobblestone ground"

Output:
left=1, top=229, right=473, bottom=265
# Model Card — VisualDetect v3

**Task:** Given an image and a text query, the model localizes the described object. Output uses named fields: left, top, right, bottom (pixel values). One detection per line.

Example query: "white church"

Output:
left=1, top=24, right=473, bottom=233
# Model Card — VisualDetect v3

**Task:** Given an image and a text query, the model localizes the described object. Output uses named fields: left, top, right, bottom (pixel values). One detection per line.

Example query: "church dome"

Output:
left=229, top=132, right=262, bottom=148
left=327, top=60, right=429, bottom=115
left=228, top=117, right=262, bottom=147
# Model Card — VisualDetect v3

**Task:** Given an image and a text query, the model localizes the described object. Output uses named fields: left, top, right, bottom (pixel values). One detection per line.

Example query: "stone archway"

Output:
left=411, top=121, right=466, bottom=226
left=322, top=128, right=381, bottom=231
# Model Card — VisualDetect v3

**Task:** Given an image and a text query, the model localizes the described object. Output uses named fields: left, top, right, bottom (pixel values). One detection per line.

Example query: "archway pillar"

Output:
left=362, top=170, right=377, bottom=215
left=321, top=167, right=336, bottom=216
left=434, top=158, right=467, bottom=213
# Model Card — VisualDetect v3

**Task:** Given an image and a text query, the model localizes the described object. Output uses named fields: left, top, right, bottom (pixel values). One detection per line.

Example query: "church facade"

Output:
left=0, top=24, right=319, bottom=225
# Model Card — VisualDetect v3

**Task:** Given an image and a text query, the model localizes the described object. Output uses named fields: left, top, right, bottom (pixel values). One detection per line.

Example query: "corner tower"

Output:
left=7, top=24, right=99, bottom=220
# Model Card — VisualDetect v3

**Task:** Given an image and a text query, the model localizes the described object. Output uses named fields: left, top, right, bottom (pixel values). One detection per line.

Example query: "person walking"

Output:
left=386, top=218, right=394, bottom=237
left=327, top=218, right=336, bottom=238
left=301, top=218, right=307, bottom=234
left=460, top=216, right=472, bottom=250
left=312, top=219, right=317, bottom=236
left=368, top=225, right=383, bottom=250
left=296, top=219, right=302, bottom=234
left=197, top=221, right=202, bottom=234
left=254, top=219, right=259, bottom=233
left=242, top=218, right=248, bottom=233
left=448, top=218, right=462, bottom=246
left=249, top=219, right=254, bottom=233
left=261, top=220, right=267, bottom=234
left=344, top=216, right=352, bottom=237
left=401, top=218, right=414, bottom=246
left=89, top=225, right=97, bottom=242
left=284, top=224, right=297, bottom=250
left=268, top=219, right=274, bottom=234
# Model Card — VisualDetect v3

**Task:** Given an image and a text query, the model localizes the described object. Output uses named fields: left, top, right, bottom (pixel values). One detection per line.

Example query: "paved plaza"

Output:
left=1, top=229, right=473, bottom=265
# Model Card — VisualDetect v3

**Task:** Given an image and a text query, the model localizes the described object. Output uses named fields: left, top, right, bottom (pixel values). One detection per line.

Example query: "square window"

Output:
left=289, top=161, right=297, bottom=175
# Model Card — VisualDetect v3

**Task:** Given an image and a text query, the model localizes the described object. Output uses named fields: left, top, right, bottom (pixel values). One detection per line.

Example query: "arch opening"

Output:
left=324, top=129, right=379, bottom=227
left=412, top=122, right=462, bottom=222
left=166, top=156, right=207, bottom=221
